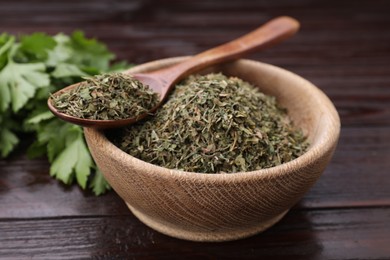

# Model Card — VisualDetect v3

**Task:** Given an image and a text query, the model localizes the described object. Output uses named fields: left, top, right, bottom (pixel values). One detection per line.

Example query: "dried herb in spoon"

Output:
left=109, top=73, right=309, bottom=173
left=51, top=73, right=159, bottom=120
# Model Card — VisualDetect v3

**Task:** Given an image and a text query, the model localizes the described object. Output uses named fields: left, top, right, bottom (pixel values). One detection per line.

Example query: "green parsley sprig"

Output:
left=0, top=31, right=129, bottom=195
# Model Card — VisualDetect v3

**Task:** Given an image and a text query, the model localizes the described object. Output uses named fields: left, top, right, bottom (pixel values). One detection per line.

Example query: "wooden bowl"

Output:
left=84, top=57, right=340, bottom=242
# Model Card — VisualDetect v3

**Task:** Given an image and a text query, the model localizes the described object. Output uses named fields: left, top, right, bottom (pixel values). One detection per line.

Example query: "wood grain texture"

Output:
left=1, top=209, right=390, bottom=259
left=1, top=0, right=390, bottom=257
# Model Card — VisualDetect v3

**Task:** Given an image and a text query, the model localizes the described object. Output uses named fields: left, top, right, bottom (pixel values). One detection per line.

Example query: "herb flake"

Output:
left=111, top=73, right=309, bottom=173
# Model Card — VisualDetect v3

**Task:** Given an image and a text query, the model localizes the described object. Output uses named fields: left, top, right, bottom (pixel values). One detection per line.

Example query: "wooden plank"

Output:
left=0, top=155, right=129, bottom=218
left=300, top=127, right=390, bottom=208
left=0, top=208, right=389, bottom=259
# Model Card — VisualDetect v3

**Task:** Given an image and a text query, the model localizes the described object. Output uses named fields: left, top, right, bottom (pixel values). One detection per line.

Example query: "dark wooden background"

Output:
left=1, top=0, right=390, bottom=259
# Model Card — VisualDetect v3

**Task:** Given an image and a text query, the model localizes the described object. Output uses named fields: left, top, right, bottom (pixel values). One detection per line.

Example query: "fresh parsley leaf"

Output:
left=25, top=110, right=54, bottom=125
left=90, top=168, right=111, bottom=196
left=51, top=63, right=88, bottom=78
left=69, top=31, right=114, bottom=71
left=26, top=115, right=111, bottom=194
left=48, top=32, right=114, bottom=78
left=50, top=125, right=93, bottom=189
left=0, top=127, right=19, bottom=157
left=0, top=112, right=19, bottom=158
left=46, top=34, right=73, bottom=67
left=0, top=45, right=49, bottom=112
left=17, top=32, right=57, bottom=62
left=27, top=118, right=69, bottom=162
left=0, top=33, right=14, bottom=70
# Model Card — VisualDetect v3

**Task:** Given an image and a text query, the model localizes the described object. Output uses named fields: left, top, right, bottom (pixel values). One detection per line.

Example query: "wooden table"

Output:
left=1, top=0, right=389, bottom=259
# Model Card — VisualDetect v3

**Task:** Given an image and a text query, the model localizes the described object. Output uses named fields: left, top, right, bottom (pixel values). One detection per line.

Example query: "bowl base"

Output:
left=126, top=203, right=288, bottom=242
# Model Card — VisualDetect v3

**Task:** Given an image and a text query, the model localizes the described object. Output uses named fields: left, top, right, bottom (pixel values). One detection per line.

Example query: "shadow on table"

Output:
left=91, top=208, right=321, bottom=259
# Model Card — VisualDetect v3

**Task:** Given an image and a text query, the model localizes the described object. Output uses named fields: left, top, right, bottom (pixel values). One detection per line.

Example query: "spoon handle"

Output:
left=154, top=16, right=300, bottom=89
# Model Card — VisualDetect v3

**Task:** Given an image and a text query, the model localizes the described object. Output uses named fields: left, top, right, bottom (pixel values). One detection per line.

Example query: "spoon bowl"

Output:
left=48, top=16, right=300, bottom=129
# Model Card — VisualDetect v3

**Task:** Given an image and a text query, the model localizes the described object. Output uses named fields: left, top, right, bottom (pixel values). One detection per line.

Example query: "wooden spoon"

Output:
left=48, top=16, right=299, bottom=129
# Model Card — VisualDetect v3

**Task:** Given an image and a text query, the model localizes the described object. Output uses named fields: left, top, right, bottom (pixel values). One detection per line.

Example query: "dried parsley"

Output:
left=51, top=73, right=159, bottom=120
left=110, top=73, right=309, bottom=173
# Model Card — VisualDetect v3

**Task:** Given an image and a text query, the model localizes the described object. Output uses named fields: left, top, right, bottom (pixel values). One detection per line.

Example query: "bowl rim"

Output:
left=85, top=57, right=340, bottom=182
